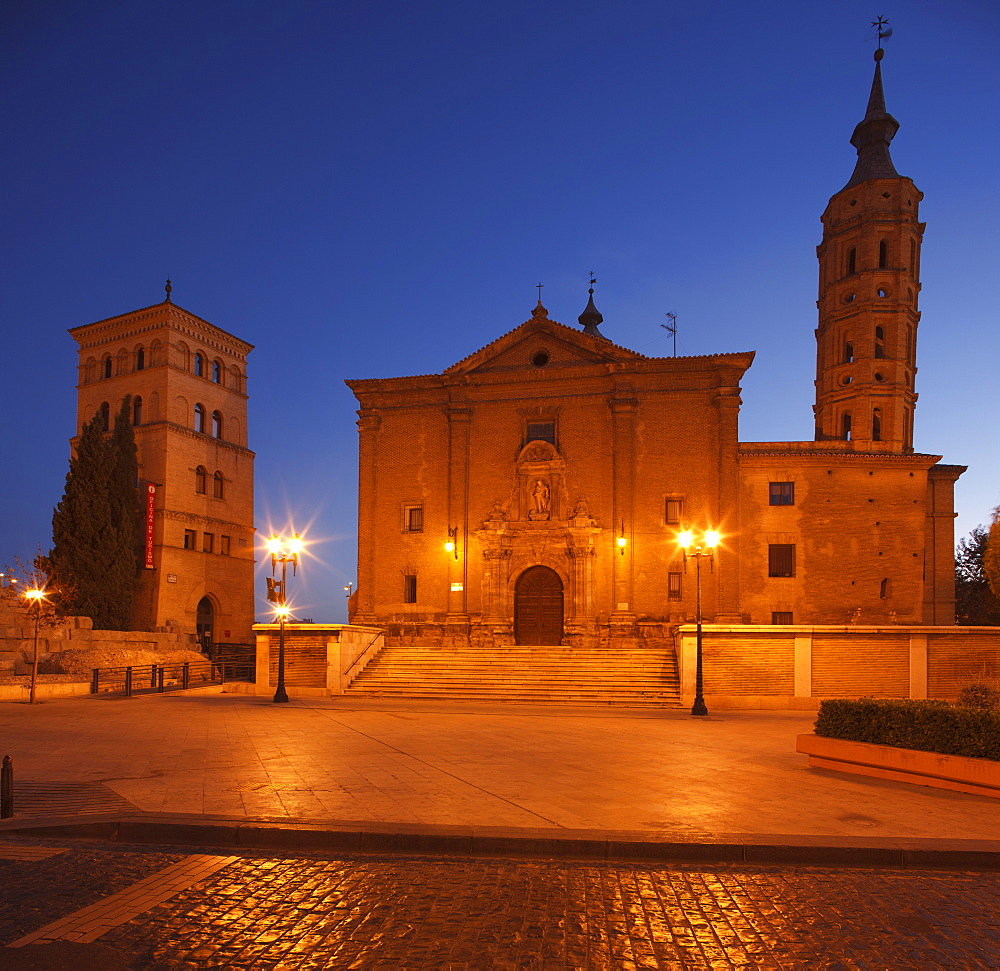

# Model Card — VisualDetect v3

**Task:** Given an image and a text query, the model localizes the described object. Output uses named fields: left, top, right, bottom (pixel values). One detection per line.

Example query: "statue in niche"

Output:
left=529, top=478, right=551, bottom=520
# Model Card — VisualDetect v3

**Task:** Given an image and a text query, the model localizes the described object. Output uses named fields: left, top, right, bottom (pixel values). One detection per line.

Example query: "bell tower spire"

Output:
left=813, top=36, right=924, bottom=452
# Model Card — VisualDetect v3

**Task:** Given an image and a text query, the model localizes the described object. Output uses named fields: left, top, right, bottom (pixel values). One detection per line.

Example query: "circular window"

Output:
left=841, top=375, right=853, bottom=385
left=531, top=350, right=550, bottom=368
left=874, top=372, right=884, bottom=382
left=843, top=292, right=856, bottom=304
left=877, top=288, right=888, bottom=298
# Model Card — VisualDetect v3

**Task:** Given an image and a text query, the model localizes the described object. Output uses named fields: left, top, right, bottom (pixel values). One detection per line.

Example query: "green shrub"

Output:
left=814, top=698, right=1000, bottom=761
left=957, top=683, right=1000, bottom=711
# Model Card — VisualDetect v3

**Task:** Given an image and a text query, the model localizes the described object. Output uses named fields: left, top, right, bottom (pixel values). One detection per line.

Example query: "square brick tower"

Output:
left=69, top=286, right=256, bottom=645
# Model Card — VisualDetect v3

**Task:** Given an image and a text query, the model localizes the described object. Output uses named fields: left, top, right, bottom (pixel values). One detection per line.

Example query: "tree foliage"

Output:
left=955, top=522, right=1000, bottom=626
left=47, top=398, right=139, bottom=630
left=985, top=508, right=1000, bottom=606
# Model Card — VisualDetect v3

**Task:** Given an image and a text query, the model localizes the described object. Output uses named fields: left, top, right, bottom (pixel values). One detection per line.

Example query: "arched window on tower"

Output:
left=872, top=408, right=882, bottom=442
left=843, top=340, right=854, bottom=364
left=875, top=326, right=885, bottom=359
left=847, top=247, right=857, bottom=276
left=194, top=353, right=205, bottom=377
left=211, top=410, right=223, bottom=439
left=194, top=403, right=206, bottom=433
left=99, top=401, right=110, bottom=432
left=213, top=471, right=225, bottom=499
left=212, top=360, right=222, bottom=384
left=880, top=578, right=892, bottom=599
left=135, top=346, right=145, bottom=371
left=103, top=356, right=113, bottom=379
left=132, top=396, right=143, bottom=426
left=195, top=466, right=207, bottom=494
left=842, top=413, right=852, bottom=442
left=879, top=240, right=888, bottom=269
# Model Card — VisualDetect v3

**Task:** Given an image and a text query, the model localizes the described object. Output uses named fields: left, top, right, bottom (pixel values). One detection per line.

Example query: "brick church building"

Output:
left=347, top=48, right=963, bottom=649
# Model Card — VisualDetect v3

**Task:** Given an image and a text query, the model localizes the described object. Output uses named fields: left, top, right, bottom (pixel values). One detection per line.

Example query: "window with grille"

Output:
left=665, top=499, right=684, bottom=525
left=404, top=505, right=423, bottom=532
left=768, top=544, right=795, bottom=577
left=404, top=575, right=417, bottom=603
left=525, top=421, right=555, bottom=446
left=667, top=572, right=682, bottom=601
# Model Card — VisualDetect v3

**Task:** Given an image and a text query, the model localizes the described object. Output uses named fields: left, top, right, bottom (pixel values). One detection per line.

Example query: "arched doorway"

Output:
left=196, top=596, right=214, bottom=654
left=514, top=566, right=564, bottom=645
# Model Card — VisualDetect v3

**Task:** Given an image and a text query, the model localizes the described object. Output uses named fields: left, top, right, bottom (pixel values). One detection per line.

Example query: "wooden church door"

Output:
left=514, top=566, right=564, bottom=645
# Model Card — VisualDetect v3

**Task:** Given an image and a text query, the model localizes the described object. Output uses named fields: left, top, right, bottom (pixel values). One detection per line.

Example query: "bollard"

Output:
left=182, top=662, right=190, bottom=690
left=125, top=666, right=133, bottom=698
left=1, top=755, right=12, bottom=819
left=150, top=663, right=158, bottom=688
left=158, top=667, right=165, bottom=692
left=91, top=668, right=99, bottom=694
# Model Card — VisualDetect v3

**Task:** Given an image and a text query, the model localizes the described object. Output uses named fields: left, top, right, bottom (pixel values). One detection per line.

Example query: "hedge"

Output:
left=814, top=698, right=1000, bottom=762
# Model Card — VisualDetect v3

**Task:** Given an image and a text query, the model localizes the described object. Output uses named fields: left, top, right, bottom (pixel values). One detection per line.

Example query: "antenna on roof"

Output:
left=661, top=313, right=678, bottom=357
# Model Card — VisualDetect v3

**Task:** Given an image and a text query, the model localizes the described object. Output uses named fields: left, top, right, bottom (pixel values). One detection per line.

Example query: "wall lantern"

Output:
left=617, top=520, right=627, bottom=555
left=445, top=526, right=459, bottom=560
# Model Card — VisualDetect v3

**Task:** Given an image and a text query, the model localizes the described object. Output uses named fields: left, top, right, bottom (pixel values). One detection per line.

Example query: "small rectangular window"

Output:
left=771, top=611, right=794, bottom=625
left=403, top=574, right=417, bottom=603
left=664, top=499, right=684, bottom=525
left=769, top=482, right=794, bottom=506
left=768, top=544, right=795, bottom=578
left=203, top=532, right=214, bottom=554
left=183, top=529, right=197, bottom=550
left=525, top=421, right=555, bottom=446
left=667, top=572, right=682, bottom=601
left=404, top=505, right=423, bottom=532
left=220, top=535, right=231, bottom=556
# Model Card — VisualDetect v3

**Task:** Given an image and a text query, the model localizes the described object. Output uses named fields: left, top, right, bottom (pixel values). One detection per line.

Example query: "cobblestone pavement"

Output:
left=3, top=839, right=1000, bottom=969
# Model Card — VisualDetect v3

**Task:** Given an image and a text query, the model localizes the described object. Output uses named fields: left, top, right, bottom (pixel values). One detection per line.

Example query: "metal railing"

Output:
left=90, top=660, right=255, bottom=697
left=343, top=631, right=385, bottom=683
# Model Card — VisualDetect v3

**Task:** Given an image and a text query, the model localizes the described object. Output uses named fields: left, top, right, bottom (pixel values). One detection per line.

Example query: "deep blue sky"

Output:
left=3, top=0, right=998, bottom=623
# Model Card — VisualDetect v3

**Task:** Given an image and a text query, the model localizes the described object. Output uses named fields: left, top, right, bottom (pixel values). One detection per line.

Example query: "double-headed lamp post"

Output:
left=23, top=588, right=47, bottom=705
left=677, top=529, right=720, bottom=717
left=266, top=533, right=303, bottom=704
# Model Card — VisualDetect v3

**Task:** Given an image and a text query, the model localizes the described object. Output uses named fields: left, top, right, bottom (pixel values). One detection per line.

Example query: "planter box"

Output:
left=796, top=734, right=1000, bottom=799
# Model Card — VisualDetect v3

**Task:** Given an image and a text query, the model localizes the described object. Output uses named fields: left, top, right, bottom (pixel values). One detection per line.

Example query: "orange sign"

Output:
left=144, top=483, right=156, bottom=569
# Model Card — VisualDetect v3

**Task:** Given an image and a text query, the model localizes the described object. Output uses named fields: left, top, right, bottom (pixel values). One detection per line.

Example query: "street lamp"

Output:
left=677, top=529, right=720, bottom=717
left=23, top=588, right=47, bottom=705
left=265, top=533, right=303, bottom=704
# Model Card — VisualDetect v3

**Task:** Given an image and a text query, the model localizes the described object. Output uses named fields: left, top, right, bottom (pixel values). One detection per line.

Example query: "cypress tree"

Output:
left=49, top=398, right=140, bottom=629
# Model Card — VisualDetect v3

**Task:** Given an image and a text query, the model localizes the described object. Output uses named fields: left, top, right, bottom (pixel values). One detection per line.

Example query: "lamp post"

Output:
left=677, top=529, right=720, bottom=717
left=23, top=588, right=46, bottom=705
left=265, top=533, right=303, bottom=704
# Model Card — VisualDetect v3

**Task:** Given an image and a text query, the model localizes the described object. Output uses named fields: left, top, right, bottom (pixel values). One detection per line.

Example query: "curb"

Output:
left=3, top=813, right=1000, bottom=871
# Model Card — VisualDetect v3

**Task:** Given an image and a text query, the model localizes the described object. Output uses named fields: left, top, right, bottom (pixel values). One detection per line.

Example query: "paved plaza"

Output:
left=2, top=692, right=1000, bottom=967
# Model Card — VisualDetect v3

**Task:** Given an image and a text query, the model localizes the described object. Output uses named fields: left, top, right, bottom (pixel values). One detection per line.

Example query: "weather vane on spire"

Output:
left=536, top=282, right=544, bottom=302
left=872, top=15, right=892, bottom=52
left=588, top=272, right=597, bottom=291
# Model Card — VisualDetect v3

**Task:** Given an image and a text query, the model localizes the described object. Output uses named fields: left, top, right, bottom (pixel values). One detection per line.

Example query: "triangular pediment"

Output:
left=444, top=313, right=651, bottom=376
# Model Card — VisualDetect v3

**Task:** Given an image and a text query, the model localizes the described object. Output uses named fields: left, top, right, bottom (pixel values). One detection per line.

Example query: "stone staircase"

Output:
left=345, top=643, right=682, bottom=707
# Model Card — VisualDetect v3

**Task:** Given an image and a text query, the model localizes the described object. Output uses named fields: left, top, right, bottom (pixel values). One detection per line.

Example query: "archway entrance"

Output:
left=514, top=566, right=564, bottom=645
left=196, top=596, right=214, bottom=654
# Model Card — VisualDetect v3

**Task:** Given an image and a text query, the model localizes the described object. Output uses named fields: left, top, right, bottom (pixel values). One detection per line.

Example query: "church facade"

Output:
left=348, top=50, right=963, bottom=648
left=69, top=290, right=256, bottom=645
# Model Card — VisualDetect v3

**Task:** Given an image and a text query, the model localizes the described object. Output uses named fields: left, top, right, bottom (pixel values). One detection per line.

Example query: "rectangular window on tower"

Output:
left=403, top=505, right=423, bottom=532
left=525, top=421, right=555, bottom=446
left=664, top=498, right=684, bottom=525
left=203, top=532, right=214, bottom=554
left=667, top=572, right=682, bottom=601
left=220, top=535, right=231, bottom=556
left=769, top=482, right=795, bottom=506
left=403, top=575, right=417, bottom=603
left=768, top=544, right=796, bottom=578
left=183, top=529, right=197, bottom=550
left=771, top=611, right=794, bottom=625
